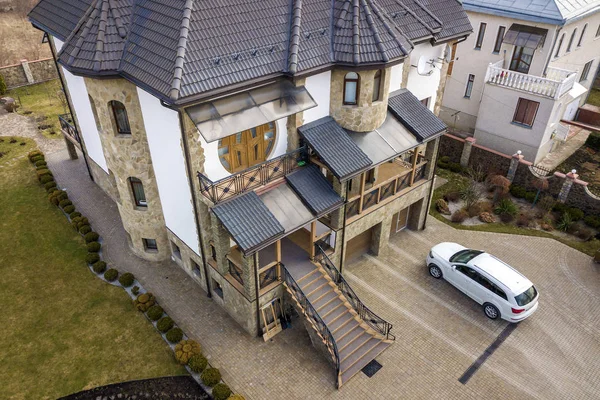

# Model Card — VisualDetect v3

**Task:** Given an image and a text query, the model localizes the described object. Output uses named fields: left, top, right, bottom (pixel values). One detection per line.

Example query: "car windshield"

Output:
left=515, top=286, right=538, bottom=306
left=449, top=249, right=483, bottom=264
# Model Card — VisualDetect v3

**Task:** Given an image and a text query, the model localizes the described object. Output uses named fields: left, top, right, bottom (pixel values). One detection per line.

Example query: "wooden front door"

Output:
left=218, top=123, right=277, bottom=173
left=390, top=206, right=410, bottom=235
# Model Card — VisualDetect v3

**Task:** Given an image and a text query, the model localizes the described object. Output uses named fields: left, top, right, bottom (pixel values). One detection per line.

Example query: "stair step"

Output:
left=311, top=291, right=338, bottom=310
left=300, top=273, right=324, bottom=291
left=323, top=305, right=349, bottom=325
left=307, top=285, right=333, bottom=304
left=329, top=311, right=354, bottom=333
left=333, top=319, right=360, bottom=341
left=339, top=332, right=372, bottom=361
left=297, top=269, right=320, bottom=283
left=303, top=276, right=329, bottom=295
left=317, top=297, right=343, bottom=315
left=336, top=326, right=367, bottom=351
left=340, top=341, right=391, bottom=385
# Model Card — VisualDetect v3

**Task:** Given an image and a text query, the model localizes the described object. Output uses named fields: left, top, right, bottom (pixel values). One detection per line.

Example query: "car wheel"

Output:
left=483, top=303, right=500, bottom=320
left=429, top=264, right=443, bottom=279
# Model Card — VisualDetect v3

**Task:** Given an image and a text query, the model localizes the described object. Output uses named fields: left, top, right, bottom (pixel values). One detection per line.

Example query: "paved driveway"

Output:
left=343, top=220, right=600, bottom=399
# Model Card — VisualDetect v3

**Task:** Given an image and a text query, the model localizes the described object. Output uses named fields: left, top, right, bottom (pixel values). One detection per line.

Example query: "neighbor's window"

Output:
left=578, top=24, right=587, bottom=47
left=555, top=34, right=565, bottom=57
left=513, top=98, right=540, bottom=127
left=464, top=74, right=475, bottom=98
left=143, top=238, right=158, bottom=251
left=109, top=100, right=131, bottom=134
left=343, top=72, right=360, bottom=105
left=493, top=26, right=506, bottom=53
left=218, top=122, right=277, bottom=173
left=509, top=46, right=534, bottom=74
left=566, top=29, right=577, bottom=52
left=129, top=177, right=146, bottom=207
left=580, top=60, right=593, bottom=82
left=475, top=22, right=487, bottom=49
left=372, top=70, right=382, bottom=102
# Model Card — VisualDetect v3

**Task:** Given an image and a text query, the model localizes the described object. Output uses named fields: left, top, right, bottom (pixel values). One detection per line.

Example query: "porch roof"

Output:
left=503, top=24, right=548, bottom=50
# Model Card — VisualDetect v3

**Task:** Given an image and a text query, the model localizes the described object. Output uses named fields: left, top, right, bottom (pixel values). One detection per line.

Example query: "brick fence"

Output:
left=440, top=134, right=600, bottom=215
left=0, top=58, right=57, bottom=89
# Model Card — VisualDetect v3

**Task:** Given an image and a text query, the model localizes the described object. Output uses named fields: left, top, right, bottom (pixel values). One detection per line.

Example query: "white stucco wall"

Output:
left=303, top=71, right=331, bottom=124
left=137, top=88, right=199, bottom=254
left=406, top=43, right=446, bottom=111
left=54, top=38, right=108, bottom=172
left=388, top=64, right=403, bottom=93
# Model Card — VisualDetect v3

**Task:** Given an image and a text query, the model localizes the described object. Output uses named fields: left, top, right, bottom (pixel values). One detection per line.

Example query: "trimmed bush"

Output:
left=69, top=211, right=81, bottom=219
left=63, top=205, right=75, bottom=214
left=448, top=162, right=463, bottom=173
left=77, top=218, right=89, bottom=228
left=157, top=316, right=174, bottom=333
left=84, top=232, right=99, bottom=243
left=437, top=155, right=450, bottom=169
left=31, top=155, right=44, bottom=164
left=92, top=261, right=107, bottom=274
left=79, top=225, right=92, bottom=235
left=166, top=327, right=184, bottom=343
left=524, top=192, right=536, bottom=203
left=87, top=241, right=101, bottom=252
left=467, top=202, right=481, bottom=218
left=132, top=286, right=140, bottom=296
left=451, top=209, right=469, bottom=223
left=40, top=175, right=54, bottom=184
left=35, top=160, right=47, bottom=168
left=188, top=354, right=208, bottom=373
left=584, top=215, right=600, bottom=229
left=44, top=181, right=57, bottom=191
left=585, top=131, right=600, bottom=151
left=516, top=214, right=531, bottom=227
left=201, top=368, right=222, bottom=387
left=552, top=202, right=569, bottom=214
left=134, top=292, right=156, bottom=312
left=444, top=191, right=460, bottom=203
left=211, top=383, right=231, bottom=400
left=567, top=207, right=584, bottom=221
left=36, top=169, right=52, bottom=180
left=59, top=199, right=73, bottom=208
left=118, top=272, right=135, bottom=287
left=146, top=305, right=164, bottom=321
left=509, top=185, right=527, bottom=198
left=104, top=268, right=119, bottom=282
left=174, top=339, right=202, bottom=364
left=85, top=252, right=100, bottom=265
left=28, top=150, right=43, bottom=161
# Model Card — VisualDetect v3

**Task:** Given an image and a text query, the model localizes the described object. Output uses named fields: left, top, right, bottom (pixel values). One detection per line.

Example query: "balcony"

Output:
left=485, top=61, right=577, bottom=100
left=58, top=113, right=81, bottom=145
left=198, top=146, right=308, bottom=204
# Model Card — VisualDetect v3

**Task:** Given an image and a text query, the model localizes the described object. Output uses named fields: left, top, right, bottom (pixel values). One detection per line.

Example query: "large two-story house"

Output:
left=29, top=0, right=471, bottom=387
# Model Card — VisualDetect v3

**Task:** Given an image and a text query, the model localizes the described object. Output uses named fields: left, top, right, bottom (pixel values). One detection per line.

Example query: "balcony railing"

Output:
left=198, top=146, right=308, bottom=204
left=58, top=113, right=81, bottom=144
left=485, top=61, right=577, bottom=99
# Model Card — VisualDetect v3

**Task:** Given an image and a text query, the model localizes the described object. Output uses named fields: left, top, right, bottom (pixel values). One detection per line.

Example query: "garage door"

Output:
left=345, top=227, right=373, bottom=262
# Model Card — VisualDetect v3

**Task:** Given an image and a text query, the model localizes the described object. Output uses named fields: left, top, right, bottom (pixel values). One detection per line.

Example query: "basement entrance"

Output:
left=345, top=227, right=374, bottom=263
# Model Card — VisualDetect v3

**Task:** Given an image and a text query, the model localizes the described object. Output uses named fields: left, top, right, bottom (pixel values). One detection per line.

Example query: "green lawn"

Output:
left=0, top=137, right=186, bottom=399
left=431, top=168, right=600, bottom=257
left=587, top=88, right=600, bottom=107
left=8, top=80, right=67, bottom=139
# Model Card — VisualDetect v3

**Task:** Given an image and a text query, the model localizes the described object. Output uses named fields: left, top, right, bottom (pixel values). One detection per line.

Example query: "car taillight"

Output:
left=511, top=307, right=525, bottom=314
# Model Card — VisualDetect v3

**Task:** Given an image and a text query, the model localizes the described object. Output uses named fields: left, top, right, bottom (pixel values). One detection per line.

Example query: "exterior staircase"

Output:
left=282, top=247, right=394, bottom=388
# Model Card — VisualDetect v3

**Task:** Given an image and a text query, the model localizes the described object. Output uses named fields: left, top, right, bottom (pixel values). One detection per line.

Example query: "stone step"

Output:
left=307, top=284, right=333, bottom=304
left=300, top=273, right=324, bottom=291
left=297, top=268, right=320, bottom=284
left=339, top=332, right=372, bottom=362
left=303, top=276, right=329, bottom=295
left=333, top=319, right=360, bottom=341
left=323, top=305, right=349, bottom=325
left=312, top=290, right=339, bottom=311
left=337, top=326, right=368, bottom=352
left=340, top=341, right=391, bottom=386
left=329, top=311, right=355, bottom=333
left=316, top=296, right=343, bottom=315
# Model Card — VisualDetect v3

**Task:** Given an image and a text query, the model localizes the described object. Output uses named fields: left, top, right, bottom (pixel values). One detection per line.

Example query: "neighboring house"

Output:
left=29, top=0, right=471, bottom=387
left=441, top=0, right=600, bottom=163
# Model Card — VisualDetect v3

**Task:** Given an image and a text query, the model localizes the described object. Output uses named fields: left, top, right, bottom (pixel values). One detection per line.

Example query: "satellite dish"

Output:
left=416, top=55, right=435, bottom=76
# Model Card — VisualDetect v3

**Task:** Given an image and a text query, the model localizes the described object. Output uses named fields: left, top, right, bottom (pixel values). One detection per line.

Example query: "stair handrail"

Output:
left=281, top=264, right=341, bottom=387
left=316, top=246, right=395, bottom=341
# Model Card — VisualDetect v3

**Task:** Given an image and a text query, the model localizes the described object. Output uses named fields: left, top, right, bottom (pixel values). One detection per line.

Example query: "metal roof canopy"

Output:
left=186, top=80, right=317, bottom=143
left=503, top=24, right=548, bottom=49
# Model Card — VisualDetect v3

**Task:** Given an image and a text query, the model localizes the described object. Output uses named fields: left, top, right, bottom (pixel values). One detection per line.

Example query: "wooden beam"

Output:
left=358, top=172, right=366, bottom=213
left=276, top=239, right=281, bottom=263
left=310, top=221, right=317, bottom=259
left=409, top=149, right=419, bottom=186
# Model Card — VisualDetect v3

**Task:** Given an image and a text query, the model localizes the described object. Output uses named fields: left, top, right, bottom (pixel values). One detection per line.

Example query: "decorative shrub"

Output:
left=516, top=214, right=531, bottom=227
left=437, top=156, right=450, bottom=169
left=59, top=199, right=72, bottom=208
left=201, top=368, right=222, bottom=387
left=509, top=185, right=527, bottom=198
left=36, top=169, right=52, bottom=180
left=31, top=155, right=44, bottom=164
left=104, top=268, right=119, bottom=282
left=69, top=211, right=81, bottom=219
left=44, top=180, right=57, bottom=190
left=85, top=252, right=100, bottom=265
left=212, top=383, right=231, bottom=400
left=79, top=225, right=92, bottom=235
left=552, top=202, right=568, bottom=214
left=584, top=215, right=600, bottom=229
left=35, top=160, right=47, bottom=168
left=134, top=292, right=156, bottom=312
left=435, top=199, right=450, bottom=215
left=63, top=205, right=75, bottom=214
left=87, top=241, right=101, bottom=252
left=567, top=207, right=584, bottom=221
left=467, top=203, right=481, bottom=218
left=478, top=212, right=494, bottom=223
left=40, top=175, right=54, bottom=184
left=188, top=354, right=208, bottom=373
left=28, top=150, right=43, bottom=161
left=146, top=305, right=164, bottom=321
left=444, top=191, right=460, bottom=203
left=92, top=261, right=107, bottom=274
left=131, top=286, right=140, bottom=296
left=118, top=272, right=135, bottom=287
left=57, top=191, right=68, bottom=201
left=448, top=162, right=463, bottom=173
left=166, top=327, right=184, bottom=343
left=556, top=213, right=573, bottom=232
left=76, top=217, right=89, bottom=228
left=84, top=232, right=99, bottom=243
left=524, top=192, right=536, bottom=203
left=538, top=195, right=556, bottom=213
left=577, top=226, right=594, bottom=241
left=494, top=198, right=518, bottom=217
left=174, top=339, right=202, bottom=364
left=585, top=131, right=600, bottom=151
left=451, top=209, right=469, bottom=223
left=157, top=316, right=174, bottom=333
left=478, top=201, right=493, bottom=213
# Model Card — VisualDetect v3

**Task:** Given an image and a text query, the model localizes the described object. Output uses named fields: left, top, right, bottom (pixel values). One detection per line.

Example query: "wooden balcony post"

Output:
left=409, top=149, right=418, bottom=186
left=276, top=239, right=282, bottom=280
left=358, top=172, right=366, bottom=214
left=310, top=221, right=317, bottom=259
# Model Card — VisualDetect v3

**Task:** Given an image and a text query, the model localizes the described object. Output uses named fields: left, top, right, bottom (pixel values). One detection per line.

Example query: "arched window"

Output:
left=555, top=34, right=565, bottom=57
left=218, top=122, right=277, bottom=173
left=577, top=24, right=587, bottom=47
left=566, top=29, right=577, bottom=52
left=343, top=72, right=360, bottom=105
left=372, top=70, right=382, bottom=102
left=109, top=100, right=131, bottom=134
left=129, top=177, right=147, bottom=207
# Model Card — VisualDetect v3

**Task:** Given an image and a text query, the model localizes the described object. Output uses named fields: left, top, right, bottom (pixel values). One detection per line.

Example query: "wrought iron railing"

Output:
left=281, top=264, right=341, bottom=387
left=198, top=146, right=308, bottom=204
left=58, top=113, right=81, bottom=144
left=315, top=246, right=395, bottom=341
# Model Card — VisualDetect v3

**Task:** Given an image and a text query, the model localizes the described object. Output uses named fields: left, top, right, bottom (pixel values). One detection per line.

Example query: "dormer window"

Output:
left=343, top=72, right=359, bottom=105
left=109, top=100, right=131, bottom=135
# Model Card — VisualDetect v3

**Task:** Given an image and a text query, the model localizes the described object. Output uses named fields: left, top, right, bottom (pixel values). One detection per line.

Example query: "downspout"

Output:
left=47, top=34, right=94, bottom=181
left=422, top=137, right=441, bottom=230
left=168, top=104, right=211, bottom=298
left=338, top=181, right=350, bottom=276
left=254, top=253, right=261, bottom=337
left=543, top=26, right=562, bottom=77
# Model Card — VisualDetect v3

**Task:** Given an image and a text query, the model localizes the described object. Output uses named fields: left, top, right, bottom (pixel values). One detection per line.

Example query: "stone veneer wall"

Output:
left=84, top=77, right=169, bottom=261
left=329, top=68, right=391, bottom=132
left=87, top=156, right=119, bottom=202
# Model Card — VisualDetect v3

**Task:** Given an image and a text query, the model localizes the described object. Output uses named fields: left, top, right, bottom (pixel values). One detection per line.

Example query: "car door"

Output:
left=445, top=263, right=471, bottom=294
left=455, top=266, right=486, bottom=304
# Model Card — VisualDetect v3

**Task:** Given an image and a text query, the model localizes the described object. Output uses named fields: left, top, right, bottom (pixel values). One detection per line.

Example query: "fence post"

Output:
left=507, top=150, right=523, bottom=183
left=558, top=169, right=578, bottom=203
left=20, top=59, right=34, bottom=84
left=460, top=137, right=475, bottom=168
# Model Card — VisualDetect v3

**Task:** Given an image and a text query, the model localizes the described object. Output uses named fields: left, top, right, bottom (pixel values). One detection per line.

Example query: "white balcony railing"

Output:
left=485, top=61, right=577, bottom=100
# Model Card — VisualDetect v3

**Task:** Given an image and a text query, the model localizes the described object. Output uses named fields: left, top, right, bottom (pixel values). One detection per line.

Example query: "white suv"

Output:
left=426, top=242, right=539, bottom=322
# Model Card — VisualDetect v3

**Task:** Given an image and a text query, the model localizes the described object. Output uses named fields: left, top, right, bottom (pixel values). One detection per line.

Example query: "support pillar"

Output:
left=558, top=170, right=578, bottom=203
left=460, top=137, right=475, bottom=167
left=64, top=136, right=78, bottom=160
left=507, top=150, right=524, bottom=183
left=20, top=59, right=34, bottom=84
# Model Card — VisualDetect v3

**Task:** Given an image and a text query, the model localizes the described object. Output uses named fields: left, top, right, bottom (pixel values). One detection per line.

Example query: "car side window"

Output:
left=455, top=265, right=479, bottom=280
left=474, top=273, right=508, bottom=300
